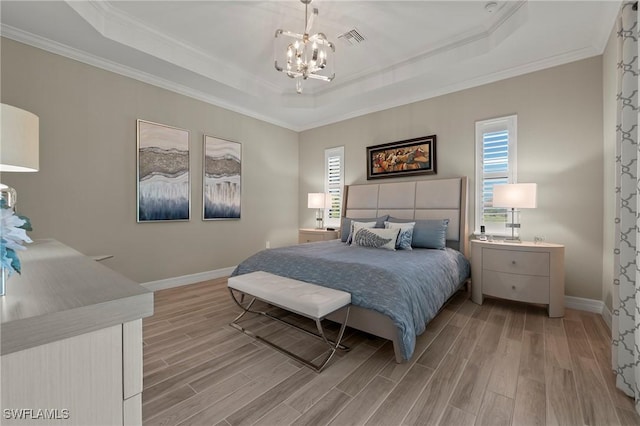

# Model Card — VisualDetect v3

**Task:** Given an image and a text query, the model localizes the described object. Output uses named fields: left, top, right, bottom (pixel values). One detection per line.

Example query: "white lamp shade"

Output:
left=492, top=183, right=537, bottom=209
left=1, top=103, right=39, bottom=172
left=307, top=193, right=326, bottom=209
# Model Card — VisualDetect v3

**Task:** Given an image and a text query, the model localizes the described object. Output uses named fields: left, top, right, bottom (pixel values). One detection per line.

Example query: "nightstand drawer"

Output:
left=298, top=229, right=340, bottom=244
left=482, top=248, right=549, bottom=277
left=299, top=233, right=326, bottom=243
left=482, top=270, right=550, bottom=304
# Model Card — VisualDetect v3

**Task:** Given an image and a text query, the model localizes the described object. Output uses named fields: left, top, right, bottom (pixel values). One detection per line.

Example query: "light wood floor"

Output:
left=142, top=278, right=640, bottom=426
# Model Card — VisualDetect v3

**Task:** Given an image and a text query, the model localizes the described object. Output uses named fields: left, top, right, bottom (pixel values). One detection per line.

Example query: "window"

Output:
left=475, top=115, right=517, bottom=235
left=324, top=146, right=344, bottom=228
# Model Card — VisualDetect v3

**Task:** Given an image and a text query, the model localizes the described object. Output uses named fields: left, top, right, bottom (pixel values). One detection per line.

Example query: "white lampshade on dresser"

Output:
left=0, top=103, right=39, bottom=208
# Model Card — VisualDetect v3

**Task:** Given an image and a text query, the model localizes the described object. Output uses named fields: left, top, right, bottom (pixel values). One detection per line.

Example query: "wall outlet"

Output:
left=265, top=240, right=270, bottom=249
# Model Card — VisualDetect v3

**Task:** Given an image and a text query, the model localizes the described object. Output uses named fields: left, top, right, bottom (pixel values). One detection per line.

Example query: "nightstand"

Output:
left=470, top=239, right=565, bottom=317
left=298, top=228, right=340, bottom=244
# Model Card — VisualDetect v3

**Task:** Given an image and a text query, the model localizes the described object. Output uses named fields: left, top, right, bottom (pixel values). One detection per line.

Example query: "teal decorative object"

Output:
left=0, top=199, right=32, bottom=295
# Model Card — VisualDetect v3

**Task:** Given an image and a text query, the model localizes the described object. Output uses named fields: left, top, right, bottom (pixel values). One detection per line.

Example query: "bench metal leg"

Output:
left=228, top=289, right=350, bottom=372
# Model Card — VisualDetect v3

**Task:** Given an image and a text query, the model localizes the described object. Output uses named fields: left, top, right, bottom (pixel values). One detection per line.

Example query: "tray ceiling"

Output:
left=0, top=1, right=620, bottom=131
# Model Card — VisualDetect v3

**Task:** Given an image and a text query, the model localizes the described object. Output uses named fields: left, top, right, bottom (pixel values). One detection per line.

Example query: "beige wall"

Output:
left=1, top=38, right=299, bottom=283
left=602, top=21, right=618, bottom=311
left=2, top=37, right=610, bottom=301
left=300, top=57, right=605, bottom=301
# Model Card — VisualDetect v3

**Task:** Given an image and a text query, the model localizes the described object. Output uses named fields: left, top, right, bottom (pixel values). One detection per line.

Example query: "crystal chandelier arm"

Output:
left=274, top=60, right=305, bottom=78
left=308, top=35, right=335, bottom=51
left=276, top=29, right=305, bottom=40
left=306, top=73, right=335, bottom=82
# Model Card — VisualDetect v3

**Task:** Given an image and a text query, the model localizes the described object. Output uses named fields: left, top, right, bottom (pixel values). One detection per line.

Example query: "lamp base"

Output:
left=0, top=183, right=17, bottom=209
left=315, top=208, right=324, bottom=229
left=504, top=208, right=521, bottom=242
left=0, top=267, right=7, bottom=296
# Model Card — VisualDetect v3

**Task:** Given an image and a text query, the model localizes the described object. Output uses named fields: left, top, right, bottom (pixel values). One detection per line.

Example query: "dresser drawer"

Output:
left=482, top=248, right=550, bottom=277
left=482, top=270, right=550, bottom=304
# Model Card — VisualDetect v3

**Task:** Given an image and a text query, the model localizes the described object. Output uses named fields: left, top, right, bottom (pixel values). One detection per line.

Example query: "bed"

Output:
left=231, top=177, right=470, bottom=363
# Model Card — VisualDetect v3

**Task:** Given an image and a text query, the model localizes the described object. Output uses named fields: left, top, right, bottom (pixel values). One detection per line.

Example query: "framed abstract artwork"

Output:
left=366, top=135, right=437, bottom=180
left=137, top=119, right=190, bottom=222
left=203, top=135, right=241, bottom=220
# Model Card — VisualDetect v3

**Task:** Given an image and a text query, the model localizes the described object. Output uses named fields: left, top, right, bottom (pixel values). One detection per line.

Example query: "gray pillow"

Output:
left=340, top=215, right=389, bottom=242
left=387, top=217, right=449, bottom=249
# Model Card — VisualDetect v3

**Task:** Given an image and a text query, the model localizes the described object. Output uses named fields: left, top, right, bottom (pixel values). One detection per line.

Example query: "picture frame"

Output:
left=366, top=135, right=437, bottom=180
left=203, top=135, right=241, bottom=220
left=137, top=119, right=190, bottom=222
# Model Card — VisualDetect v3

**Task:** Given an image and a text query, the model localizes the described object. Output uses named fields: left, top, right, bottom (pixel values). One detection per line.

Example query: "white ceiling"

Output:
left=0, top=1, right=620, bottom=131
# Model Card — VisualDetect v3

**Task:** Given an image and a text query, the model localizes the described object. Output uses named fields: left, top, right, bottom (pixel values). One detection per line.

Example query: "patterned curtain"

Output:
left=613, top=1, right=640, bottom=415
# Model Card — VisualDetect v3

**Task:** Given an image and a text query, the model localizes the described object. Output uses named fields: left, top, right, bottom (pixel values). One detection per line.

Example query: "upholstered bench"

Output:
left=227, top=271, right=351, bottom=372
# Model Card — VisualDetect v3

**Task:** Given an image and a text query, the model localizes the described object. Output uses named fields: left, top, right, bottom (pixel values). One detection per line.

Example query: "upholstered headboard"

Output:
left=343, top=177, right=469, bottom=256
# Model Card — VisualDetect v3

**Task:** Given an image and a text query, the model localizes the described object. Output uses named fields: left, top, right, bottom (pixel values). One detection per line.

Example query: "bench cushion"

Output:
left=228, top=271, right=351, bottom=319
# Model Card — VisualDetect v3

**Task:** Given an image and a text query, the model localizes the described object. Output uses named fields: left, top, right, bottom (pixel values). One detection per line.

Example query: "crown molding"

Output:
left=0, top=25, right=298, bottom=131
left=295, top=45, right=601, bottom=131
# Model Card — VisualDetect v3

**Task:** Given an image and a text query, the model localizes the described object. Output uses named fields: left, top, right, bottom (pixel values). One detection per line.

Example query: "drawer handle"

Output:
left=511, top=285, right=516, bottom=290
left=511, top=260, right=516, bottom=265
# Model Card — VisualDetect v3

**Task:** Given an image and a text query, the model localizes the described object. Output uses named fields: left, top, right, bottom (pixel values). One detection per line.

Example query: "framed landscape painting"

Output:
left=137, top=119, right=190, bottom=222
left=367, top=135, right=437, bottom=180
left=203, top=135, right=241, bottom=220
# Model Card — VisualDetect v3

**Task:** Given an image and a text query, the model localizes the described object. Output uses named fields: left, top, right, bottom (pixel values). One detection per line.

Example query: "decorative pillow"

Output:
left=340, top=215, right=389, bottom=242
left=351, top=227, right=400, bottom=251
left=346, top=221, right=376, bottom=245
left=385, top=221, right=415, bottom=250
left=387, top=218, right=450, bottom=249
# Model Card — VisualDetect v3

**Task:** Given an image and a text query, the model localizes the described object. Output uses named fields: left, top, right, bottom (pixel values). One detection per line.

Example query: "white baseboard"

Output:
left=142, top=266, right=237, bottom=292
left=143, top=275, right=615, bottom=330
left=601, top=304, right=612, bottom=330
left=564, top=295, right=604, bottom=314
left=564, top=295, right=612, bottom=330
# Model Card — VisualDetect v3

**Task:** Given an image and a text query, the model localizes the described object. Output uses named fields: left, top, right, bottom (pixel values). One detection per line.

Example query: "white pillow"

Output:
left=385, top=221, right=415, bottom=250
left=351, top=227, right=400, bottom=251
left=346, top=221, right=376, bottom=244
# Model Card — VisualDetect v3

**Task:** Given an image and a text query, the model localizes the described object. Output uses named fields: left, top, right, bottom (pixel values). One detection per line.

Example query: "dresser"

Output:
left=298, top=228, right=340, bottom=243
left=470, top=239, right=565, bottom=317
left=1, top=239, right=153, bottom=425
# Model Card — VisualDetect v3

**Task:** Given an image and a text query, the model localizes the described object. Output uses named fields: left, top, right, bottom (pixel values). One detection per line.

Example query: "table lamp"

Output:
left=0, top=104, right=39, bottom=296
left=492, top=183, right=537, bottom=242
left=308, top=192, right=326, bottom=229
left=1, top=103, right=40, bottom=209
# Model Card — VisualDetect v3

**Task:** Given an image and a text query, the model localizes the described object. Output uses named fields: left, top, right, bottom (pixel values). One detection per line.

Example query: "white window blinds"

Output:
left=325, top=146, right=344, bottom=227
left=475, top=115, right=517, bottom=235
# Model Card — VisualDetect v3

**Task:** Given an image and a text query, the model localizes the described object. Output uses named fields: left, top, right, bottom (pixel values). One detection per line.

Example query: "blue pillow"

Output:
left=387, top=218, right=449, bottom=249
left=384, top=221, right=415, bottom=250
left=340, top=215, right=389, bottom=242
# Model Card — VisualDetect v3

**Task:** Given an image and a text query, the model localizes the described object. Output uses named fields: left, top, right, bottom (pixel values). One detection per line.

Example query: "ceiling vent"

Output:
left=337, top=28, right=365, bottom=46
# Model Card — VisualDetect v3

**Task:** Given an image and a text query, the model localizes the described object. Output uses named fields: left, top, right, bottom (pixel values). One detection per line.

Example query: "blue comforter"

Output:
left=231, top=240, right=470, bottom=360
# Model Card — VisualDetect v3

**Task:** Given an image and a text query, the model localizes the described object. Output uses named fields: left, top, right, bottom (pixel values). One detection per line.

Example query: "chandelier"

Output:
left=274, top=0, right=335, bottom=94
